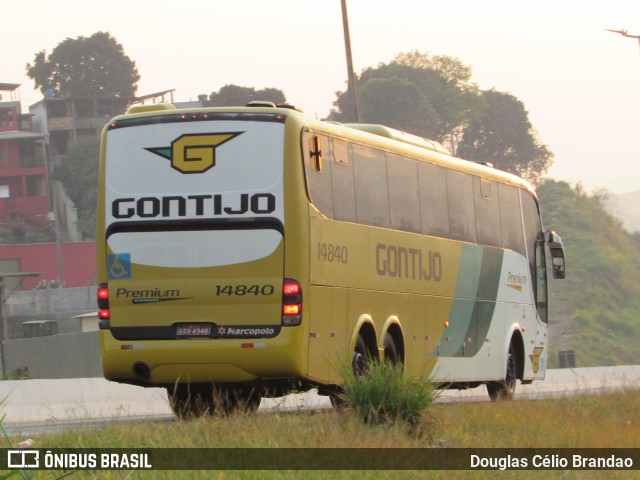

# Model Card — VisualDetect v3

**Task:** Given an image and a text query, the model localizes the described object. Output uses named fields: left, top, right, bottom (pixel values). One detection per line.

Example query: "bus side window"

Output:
left=387, top=153, right=420, bottom=233
left=535, top=238, right=549, bottom=324
left=352, top=144, right=390, bottom=228
left=499, top=183, right=526, bottom=255
left=303, top=132, right=334, bottom=218
left=418, top=163, right=449, bottom=237
left=333, top=139, right=349, bottom=166
left=474, top=177, right=501, bottom=247
left=446, top=170, right=477, bottom=243
left=522, top=192, right=548, bottom=323
left=330, top=139, right=356, bottom=222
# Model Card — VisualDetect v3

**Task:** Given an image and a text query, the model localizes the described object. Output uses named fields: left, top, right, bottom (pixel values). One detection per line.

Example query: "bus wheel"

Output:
left=328, top=387, right=347, bottom=409
left=352, top=334, right=370, bottom=376
left=487, top=344, right=517, bottom=401
left=168, top=384, right=261, bottom=418
left=167, top=384, right=215, bottom=419
left=221, top=387, right=262, bottom=415
left=383, top=332, right=399, bottom=366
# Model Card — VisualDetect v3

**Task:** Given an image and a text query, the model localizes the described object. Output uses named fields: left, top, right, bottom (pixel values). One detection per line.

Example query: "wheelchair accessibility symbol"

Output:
left=108, top=253, right=132, bottom=280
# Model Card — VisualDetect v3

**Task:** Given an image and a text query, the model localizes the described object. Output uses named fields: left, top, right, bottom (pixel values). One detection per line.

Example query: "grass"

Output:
left=4, top=389, right=639, bottom=479
left=341, top=359, right=438, bottom=431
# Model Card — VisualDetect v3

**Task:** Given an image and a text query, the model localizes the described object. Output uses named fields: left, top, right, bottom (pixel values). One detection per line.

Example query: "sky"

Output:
left=4, top=0, right=640, bottom=193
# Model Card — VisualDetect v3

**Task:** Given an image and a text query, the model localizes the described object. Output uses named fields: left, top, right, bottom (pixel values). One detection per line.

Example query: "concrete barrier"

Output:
left=3, top=332, right=101, bottom=379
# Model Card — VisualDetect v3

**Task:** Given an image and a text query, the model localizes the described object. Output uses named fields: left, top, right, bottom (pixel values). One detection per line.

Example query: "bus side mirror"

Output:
left=545, top=230, right=566, bottom=279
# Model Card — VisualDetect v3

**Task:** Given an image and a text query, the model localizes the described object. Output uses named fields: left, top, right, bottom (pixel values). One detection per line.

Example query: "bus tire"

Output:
left=487, top=343, right=518, bottom=401
left=225, top=386, right=262, bottom=415
left=383, top=332, right=399, bottom=366
left=210, top=385, right=262, bottom=415
left=352, top=333, right=370, bottom=376
left=167, top=383, right=215, bottom=419
left=328, top=387, right=347, bottom=409
left=168, top=384, right=261, bottom=418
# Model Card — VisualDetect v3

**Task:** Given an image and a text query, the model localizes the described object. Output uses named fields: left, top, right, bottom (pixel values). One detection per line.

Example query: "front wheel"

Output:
left=487, top=344, right=518, bottom=401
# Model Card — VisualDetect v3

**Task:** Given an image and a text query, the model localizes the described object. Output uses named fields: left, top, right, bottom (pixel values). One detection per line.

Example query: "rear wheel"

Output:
left=216, top=386, right=262, bottom=415
left=487, top=344, right=518, bottom=401
left=329, top=388, right=346, bottom=409
left=351, top=334, right=370, bottom=376
left=383, top=332, right=399, bottom=366
left=168, top=384, right=262, bottom=418
left=330, top=333, right=372, bottom=409
left=168, top=384, right=215, bottom=419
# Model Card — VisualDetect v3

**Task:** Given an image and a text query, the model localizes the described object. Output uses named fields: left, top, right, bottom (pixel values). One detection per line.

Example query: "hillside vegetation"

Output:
left=538, top=180, right=640, bottom=367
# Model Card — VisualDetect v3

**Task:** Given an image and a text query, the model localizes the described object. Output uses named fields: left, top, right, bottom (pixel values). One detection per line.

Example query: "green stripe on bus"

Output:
left=436, top=245, right=504, bottom=357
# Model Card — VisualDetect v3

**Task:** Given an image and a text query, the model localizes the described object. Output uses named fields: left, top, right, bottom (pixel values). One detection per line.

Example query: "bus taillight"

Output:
left=282, top=278, right=302, bottom=326
left=97, top=283, right=110, bottom=328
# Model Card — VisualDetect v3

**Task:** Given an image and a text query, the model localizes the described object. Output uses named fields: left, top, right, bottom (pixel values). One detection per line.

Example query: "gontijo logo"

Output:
left=145, top=132, right=243, bottom=174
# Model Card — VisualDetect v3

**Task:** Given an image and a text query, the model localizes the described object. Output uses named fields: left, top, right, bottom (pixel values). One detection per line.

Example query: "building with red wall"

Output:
left=0, top=85, right=172, bottom=291
left=0, top=241, right=96, bottom=290
left=0, top=84, right=97, bottom=291
left=0, top=83, right=51, bottom=244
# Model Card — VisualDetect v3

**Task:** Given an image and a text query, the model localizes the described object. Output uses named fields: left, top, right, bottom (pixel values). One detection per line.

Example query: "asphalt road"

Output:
left=1, top=365, right=638, bottom=438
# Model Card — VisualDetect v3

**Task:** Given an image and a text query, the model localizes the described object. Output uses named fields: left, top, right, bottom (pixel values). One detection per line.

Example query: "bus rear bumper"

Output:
left=99, top=329, right=306, bottom=386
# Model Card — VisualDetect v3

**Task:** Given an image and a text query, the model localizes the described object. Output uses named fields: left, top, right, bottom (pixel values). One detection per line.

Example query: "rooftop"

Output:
left=0, top=83, right=20, bottom=92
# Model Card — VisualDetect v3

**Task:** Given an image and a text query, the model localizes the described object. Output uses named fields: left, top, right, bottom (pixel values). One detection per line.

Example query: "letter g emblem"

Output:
left=146, top=132, right=243, bottom=174
left=171, top=133, right=240, bottom=173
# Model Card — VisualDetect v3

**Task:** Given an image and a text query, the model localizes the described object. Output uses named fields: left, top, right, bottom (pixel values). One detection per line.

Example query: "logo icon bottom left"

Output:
left=8, top=450, right=39, bottom=469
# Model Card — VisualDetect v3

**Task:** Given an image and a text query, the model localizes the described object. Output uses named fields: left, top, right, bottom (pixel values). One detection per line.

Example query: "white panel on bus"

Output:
left=107, top=229, right=282, bottom=268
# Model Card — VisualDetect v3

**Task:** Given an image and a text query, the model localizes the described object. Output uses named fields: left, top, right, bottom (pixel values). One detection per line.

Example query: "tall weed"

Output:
left=342, top=360, right=438, bottom=429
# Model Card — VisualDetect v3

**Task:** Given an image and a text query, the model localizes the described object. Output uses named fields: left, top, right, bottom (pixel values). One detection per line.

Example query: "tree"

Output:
left=328, top=51, right=482, bottom=148
left=26, top=31, right=140, bottom=98
left=358, top=77, right=438, bottom=135
left=54, top=140, right=99, bottom=237
left=208, top=84, right=287, bottom=106
left=329, top=51, right=553, bottom=183
left=392, top=51, right=482, bottom=148
left=456, top=90, right=553, bottom=183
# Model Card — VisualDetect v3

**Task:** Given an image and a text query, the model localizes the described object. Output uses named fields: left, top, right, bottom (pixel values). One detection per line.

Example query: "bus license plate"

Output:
left=176, top=324, right=211, bottom=337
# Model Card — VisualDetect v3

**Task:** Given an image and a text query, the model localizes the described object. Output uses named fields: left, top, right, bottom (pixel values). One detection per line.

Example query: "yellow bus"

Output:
left=97, top=102, right=565, bottom=416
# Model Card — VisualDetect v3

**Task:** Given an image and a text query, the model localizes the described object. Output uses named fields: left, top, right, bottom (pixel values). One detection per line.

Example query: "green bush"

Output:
left=343, top=360, right=438, bottom=428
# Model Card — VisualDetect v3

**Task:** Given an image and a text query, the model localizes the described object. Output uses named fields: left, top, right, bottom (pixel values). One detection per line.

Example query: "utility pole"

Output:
left=44, top=137, right=64, bottom=286
left=605, top=29, right=640, bottom=55
left=341, top=0, right=360, bottom=123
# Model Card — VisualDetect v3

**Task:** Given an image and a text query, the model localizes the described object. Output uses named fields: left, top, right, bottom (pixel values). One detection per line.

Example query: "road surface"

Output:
left=1, top=365, right=638, bottom=437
